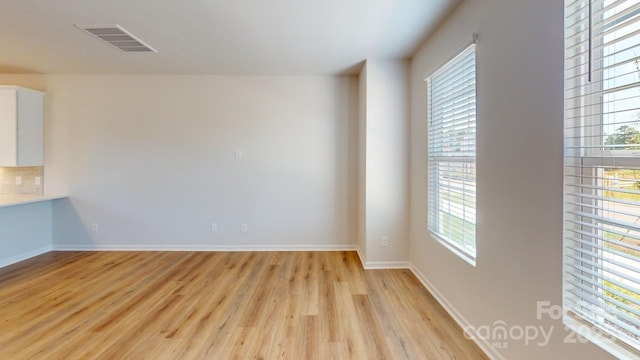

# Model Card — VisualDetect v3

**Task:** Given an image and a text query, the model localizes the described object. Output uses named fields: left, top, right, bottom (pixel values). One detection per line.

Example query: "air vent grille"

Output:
left=76, top=24, right=157, bottom=53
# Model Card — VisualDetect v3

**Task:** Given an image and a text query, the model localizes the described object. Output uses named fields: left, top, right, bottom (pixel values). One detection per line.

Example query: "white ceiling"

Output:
left=0, top=0, right=458, bottom=75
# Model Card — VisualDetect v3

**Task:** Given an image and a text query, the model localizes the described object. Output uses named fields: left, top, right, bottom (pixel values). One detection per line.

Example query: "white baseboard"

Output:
left=409, top=264, right=505, bottom=360
left=52, top=243, right=358, bottom=252
left=356, top=247, right=366, bottom=266
left=0, top=246, right=52, bottom=269
left=362, top=260, right=411, bottom=269
left=354, top=247, right=410, bottom=269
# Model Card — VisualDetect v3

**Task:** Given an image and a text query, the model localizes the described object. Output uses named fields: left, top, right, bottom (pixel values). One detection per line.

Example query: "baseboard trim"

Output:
left=52, top=244, right=358, bottom=252
left=353, top=247, right=411, bottom=269
left=356, top=247, right=366, bottom=267
left=362, top=260, right=411, bottom=269
left=409, top=264, right=504, bottom=360
left=0, top=246, right=52, bottom=269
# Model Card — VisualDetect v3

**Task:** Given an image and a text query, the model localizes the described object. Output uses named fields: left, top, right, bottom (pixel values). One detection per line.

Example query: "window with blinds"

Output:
left=427, top=43, right=477, bottom=265
left=564, top=0, right=640, bottom=356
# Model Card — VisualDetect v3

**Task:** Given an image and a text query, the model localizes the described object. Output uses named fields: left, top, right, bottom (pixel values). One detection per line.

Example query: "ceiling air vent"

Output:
left=75, top=24, right=157, bottom=53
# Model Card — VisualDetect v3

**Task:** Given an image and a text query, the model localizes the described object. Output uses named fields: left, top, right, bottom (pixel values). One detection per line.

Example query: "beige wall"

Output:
left=409, top=0, right=613, bottom=358
left=0, top=75, right=46, bottom=92
left=358, top=64, right=368, bottom=259
left=360, top=60, right=410, bottom=265
left=36, top=75, right=358, bottom=249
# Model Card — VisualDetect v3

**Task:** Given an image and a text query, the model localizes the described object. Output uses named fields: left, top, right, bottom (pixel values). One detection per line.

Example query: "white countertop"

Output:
left=0, top=194, right=67, bottom=208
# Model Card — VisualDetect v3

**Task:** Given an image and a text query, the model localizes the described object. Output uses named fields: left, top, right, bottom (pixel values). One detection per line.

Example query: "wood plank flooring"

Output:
left=0, top=251, right=488, bottom=359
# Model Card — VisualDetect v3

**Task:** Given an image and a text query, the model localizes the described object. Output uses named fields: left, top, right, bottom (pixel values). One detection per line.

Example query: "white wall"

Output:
left=358, top=64, right=368, bottom=259
left=0, top=201, right=52, bottom=267
left=361, top=60, right=410, bottom=265
left=410, top=0, right=612, bottom=359
left=41, top=75, right=358, bottom=250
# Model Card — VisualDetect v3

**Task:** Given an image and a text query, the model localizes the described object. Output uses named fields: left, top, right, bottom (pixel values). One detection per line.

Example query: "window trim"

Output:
left=426, top=37, right=478, bottom=266
left=563, top=0, right=640, bottom=357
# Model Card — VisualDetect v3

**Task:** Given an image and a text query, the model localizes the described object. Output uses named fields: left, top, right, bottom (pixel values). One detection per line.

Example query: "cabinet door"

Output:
left=16, top=88, right=43, bottom=166
left=0, top=88, right=18, bottom=166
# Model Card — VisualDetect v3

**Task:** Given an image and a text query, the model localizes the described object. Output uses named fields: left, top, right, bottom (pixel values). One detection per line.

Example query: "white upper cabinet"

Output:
left=0, top=86, right=44, bottom=167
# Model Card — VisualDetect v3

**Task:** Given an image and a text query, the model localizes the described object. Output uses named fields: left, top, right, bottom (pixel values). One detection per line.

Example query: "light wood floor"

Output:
left=0, top=251, right=488, bottom=359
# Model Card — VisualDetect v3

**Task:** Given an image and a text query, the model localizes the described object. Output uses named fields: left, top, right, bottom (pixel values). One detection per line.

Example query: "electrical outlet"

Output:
left=15, top=176, right=21, bottom=185
left=211, top=223, right=218, bottom=232
left=235, top=149, right=243, bottom=160
left=381, top=236, right=388, bottom=247
left=91, top=223, right=99, bottom=232
left=35, top=176, right=41, bottom=186
left=241, top=224, right=248, bottom=233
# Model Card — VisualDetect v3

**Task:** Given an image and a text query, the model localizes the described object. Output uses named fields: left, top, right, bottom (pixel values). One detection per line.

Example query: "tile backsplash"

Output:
left=0, top=167, right=43, bottom=195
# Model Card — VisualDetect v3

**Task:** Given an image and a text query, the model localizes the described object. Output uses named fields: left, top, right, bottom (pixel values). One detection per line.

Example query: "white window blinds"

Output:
left=564, top=0, right=640, bottom=356
left=427, top=43, right=477, bottom=265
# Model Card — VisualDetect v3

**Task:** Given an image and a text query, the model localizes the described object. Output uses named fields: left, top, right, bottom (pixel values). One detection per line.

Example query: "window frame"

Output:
left=426, top=41, right=478, bottom=266
left=563, top=0, right=640, bottom=357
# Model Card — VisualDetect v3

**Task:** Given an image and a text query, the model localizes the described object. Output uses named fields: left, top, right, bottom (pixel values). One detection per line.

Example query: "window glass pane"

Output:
left=427, top=44, right=477, bottom=263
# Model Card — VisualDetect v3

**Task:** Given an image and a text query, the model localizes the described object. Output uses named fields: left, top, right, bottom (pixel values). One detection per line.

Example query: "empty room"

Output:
left=0, top=0, right=638, bottom=359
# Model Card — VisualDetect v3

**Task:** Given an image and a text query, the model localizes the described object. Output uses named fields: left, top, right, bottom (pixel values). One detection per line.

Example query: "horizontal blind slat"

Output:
left=566, top=244, right=640, bottom=275
left=567, top=235, right=640, bottom=264
left=566, top=288, right=640, bottom=340
left=566, top=277, right=640, bottom=324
